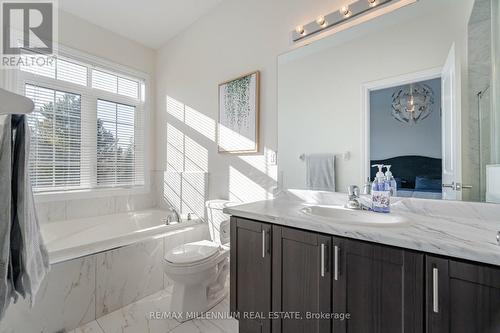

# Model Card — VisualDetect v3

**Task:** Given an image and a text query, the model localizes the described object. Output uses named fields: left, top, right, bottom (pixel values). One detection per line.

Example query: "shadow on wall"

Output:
left=162, top=96, right=277, bottom=213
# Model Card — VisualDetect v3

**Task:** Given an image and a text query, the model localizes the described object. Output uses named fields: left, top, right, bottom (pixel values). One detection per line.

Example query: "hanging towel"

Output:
left=0, top=115, right=50, bottom=320
left=306, top=154, right=336, bottom=191
left=0, top=115, right=13, bottom=320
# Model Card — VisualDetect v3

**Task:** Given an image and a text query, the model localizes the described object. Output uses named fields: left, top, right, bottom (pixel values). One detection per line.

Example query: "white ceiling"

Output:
left=59, top=0, right=223, bottom=49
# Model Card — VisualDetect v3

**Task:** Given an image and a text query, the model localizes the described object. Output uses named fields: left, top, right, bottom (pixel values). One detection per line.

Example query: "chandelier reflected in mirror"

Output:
left=391, top=83, right=435, bottom=125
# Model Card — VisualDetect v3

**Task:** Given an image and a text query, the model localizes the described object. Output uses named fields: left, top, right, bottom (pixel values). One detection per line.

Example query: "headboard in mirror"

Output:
left=277, top=0, right=500, bottom=203
left=370, top=156, right=442, bottom=199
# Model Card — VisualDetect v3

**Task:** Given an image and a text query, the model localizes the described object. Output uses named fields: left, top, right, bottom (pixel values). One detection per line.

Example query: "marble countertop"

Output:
left=223, top=190, right=500, bottom=267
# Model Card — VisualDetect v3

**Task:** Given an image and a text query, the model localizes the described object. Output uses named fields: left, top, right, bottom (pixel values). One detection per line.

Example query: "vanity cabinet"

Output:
left=230, top=217, right=272, bottom=333
left=272, top=226, right=332, bottom=333
left=230, top=216, right=500, bottom=333
left=332, top=237, right=424, bottom=333
left=426, top=256, right=500, bottom=333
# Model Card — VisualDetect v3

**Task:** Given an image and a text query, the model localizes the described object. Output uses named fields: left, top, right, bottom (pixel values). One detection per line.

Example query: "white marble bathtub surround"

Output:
left=114, top=192, right=157, bottom=213
left=0, top=256, right=96, bottom=333
left=95, top=239, right=164, bottom=317
left=35, top=192, right=157, bottom=224
left=1, top=218, right=210, bottom=333
left=66, top=197, right=116, bottom=220
left=225, top=189, right=500, bottom=266
left=35, top=200, right=67, bottom=224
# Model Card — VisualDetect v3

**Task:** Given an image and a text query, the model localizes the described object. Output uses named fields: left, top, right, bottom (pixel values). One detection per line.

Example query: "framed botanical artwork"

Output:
left=218, top=71, right=260, bottom=154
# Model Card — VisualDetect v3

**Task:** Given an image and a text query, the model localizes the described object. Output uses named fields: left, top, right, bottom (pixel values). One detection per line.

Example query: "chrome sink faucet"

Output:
left=347, top=185, right=371, bottom=210
left=347, top=185, right=361, bottom=209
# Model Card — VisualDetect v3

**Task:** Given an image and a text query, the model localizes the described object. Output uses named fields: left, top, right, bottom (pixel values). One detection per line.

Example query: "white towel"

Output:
left=306, top=154, right=335, bottom=191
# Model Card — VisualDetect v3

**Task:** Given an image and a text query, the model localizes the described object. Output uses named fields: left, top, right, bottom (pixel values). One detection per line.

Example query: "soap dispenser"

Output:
left=384, top=165, right=397, bottom=197
left=371, top=164, right=391, bottom=213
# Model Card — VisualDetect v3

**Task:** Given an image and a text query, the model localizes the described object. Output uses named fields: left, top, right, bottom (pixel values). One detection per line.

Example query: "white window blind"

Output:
left=92, top=69, right=139, bottom=99
left=97, top=100, right=137, bottom=186
left=18, top=53, right=146, bottom=194
left=26, top=84, right=82, bottom=190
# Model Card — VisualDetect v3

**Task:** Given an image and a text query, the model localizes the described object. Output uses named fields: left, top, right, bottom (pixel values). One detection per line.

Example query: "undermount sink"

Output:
left=301, top=205, right=408, bottom=225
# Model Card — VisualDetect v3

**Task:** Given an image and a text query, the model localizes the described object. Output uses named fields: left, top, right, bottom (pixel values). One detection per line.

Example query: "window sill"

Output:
left=34, top=185, right=150, bottom=203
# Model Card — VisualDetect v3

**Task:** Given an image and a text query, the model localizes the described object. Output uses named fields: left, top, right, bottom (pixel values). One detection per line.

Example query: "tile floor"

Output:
left=70, top=287, right=238, bottom=333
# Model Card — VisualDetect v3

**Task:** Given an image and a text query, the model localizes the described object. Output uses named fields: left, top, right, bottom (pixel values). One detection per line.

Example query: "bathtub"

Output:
left=42, top=209, right=201, bottom=264
left=1, top=209, right=208, bottom=333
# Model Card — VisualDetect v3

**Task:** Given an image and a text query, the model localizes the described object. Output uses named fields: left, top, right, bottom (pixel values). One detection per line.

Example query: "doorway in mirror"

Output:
left=369, top=77, right=443, bottom=200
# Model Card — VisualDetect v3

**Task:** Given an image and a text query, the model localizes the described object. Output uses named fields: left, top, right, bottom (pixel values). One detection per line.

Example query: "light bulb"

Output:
left=340, top=5, right=351, bottom=17
left=407, top=86, right=415, bottom=113
left=295, top=25, right=305, bottom=35
left=316, top=16, right=326, bottom=27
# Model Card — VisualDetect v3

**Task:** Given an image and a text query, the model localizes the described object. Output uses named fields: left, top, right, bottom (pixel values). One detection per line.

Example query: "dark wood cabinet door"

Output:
left=426, top=256, right=500, bottom=333
left=272, top=226, right=332, bottom=333
left=333, top=237, right=423, bottom=333
left=230, top=217, right=272, bottom=333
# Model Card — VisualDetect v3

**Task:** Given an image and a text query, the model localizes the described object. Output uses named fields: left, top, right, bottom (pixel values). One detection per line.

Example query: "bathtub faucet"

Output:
left=164, top=209, right=181, bottom=225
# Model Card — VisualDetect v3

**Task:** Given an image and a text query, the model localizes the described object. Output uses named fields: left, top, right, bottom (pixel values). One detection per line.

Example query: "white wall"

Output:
left=278, top=0, right=472, bottom=192
left=154, top=0, right=381, bottom=203
left=370, top=78, right=442, bottom=160
left=59, top=11, right=156, bottom=75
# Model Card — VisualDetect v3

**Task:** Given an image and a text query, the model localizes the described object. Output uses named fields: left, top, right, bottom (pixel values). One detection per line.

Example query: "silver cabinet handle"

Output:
left=433, top=267, right=439, bottom=313
left=334, top=245, right=339, bottom=281
left=262, top=230, right=266, bottom=258
left=321, top=244, right=325, bottom=277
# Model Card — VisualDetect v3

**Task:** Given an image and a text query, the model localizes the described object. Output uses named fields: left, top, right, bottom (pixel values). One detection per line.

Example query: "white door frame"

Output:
left=360, top=67, right=443, bottom=183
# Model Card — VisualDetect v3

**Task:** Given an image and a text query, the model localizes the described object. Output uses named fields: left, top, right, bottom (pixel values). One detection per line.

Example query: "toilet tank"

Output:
left=205, top=200, right=236, bottom=245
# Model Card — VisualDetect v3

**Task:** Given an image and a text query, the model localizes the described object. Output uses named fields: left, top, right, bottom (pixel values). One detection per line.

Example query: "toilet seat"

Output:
left=163, top=199, right=233, bottom=320
left=165, top=240, right=221, bottom=266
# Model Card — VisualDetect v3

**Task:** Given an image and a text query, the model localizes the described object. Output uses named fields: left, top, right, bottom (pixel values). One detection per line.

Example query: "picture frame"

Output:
left=218, top=71, right=260, bottom=154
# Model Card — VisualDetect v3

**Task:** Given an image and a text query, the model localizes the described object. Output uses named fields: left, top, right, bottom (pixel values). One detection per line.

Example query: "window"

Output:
left=26, top=85, right=81, bottom=189
left=18, top=52, right=146, bottom=194
left=97, top=100, right=135, bottom=186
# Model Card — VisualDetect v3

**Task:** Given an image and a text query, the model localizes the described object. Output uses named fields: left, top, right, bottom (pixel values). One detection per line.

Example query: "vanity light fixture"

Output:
left=291, top=0, right=412, bottom=42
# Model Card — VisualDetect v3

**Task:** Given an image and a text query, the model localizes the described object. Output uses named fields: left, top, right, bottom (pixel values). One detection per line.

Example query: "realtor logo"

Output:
left=1, top=0, right=57, bottom=68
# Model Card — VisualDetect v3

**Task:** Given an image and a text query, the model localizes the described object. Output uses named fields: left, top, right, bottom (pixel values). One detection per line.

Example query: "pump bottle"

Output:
left=384, top=165, right=397, bottom=197
left=371, top=164, right=390, bottom=213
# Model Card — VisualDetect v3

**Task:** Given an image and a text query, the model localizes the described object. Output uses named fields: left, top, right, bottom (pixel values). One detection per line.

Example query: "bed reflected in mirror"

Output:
left=369, top=78, right=443, bottom=200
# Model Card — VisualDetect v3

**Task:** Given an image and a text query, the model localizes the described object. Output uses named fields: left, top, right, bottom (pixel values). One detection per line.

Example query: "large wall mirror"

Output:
left=277, top=0, right=500, bottom=203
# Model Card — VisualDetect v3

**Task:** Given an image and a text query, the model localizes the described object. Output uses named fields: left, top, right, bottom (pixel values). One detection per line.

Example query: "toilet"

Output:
left=163, top=200, right=234, bottom=320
